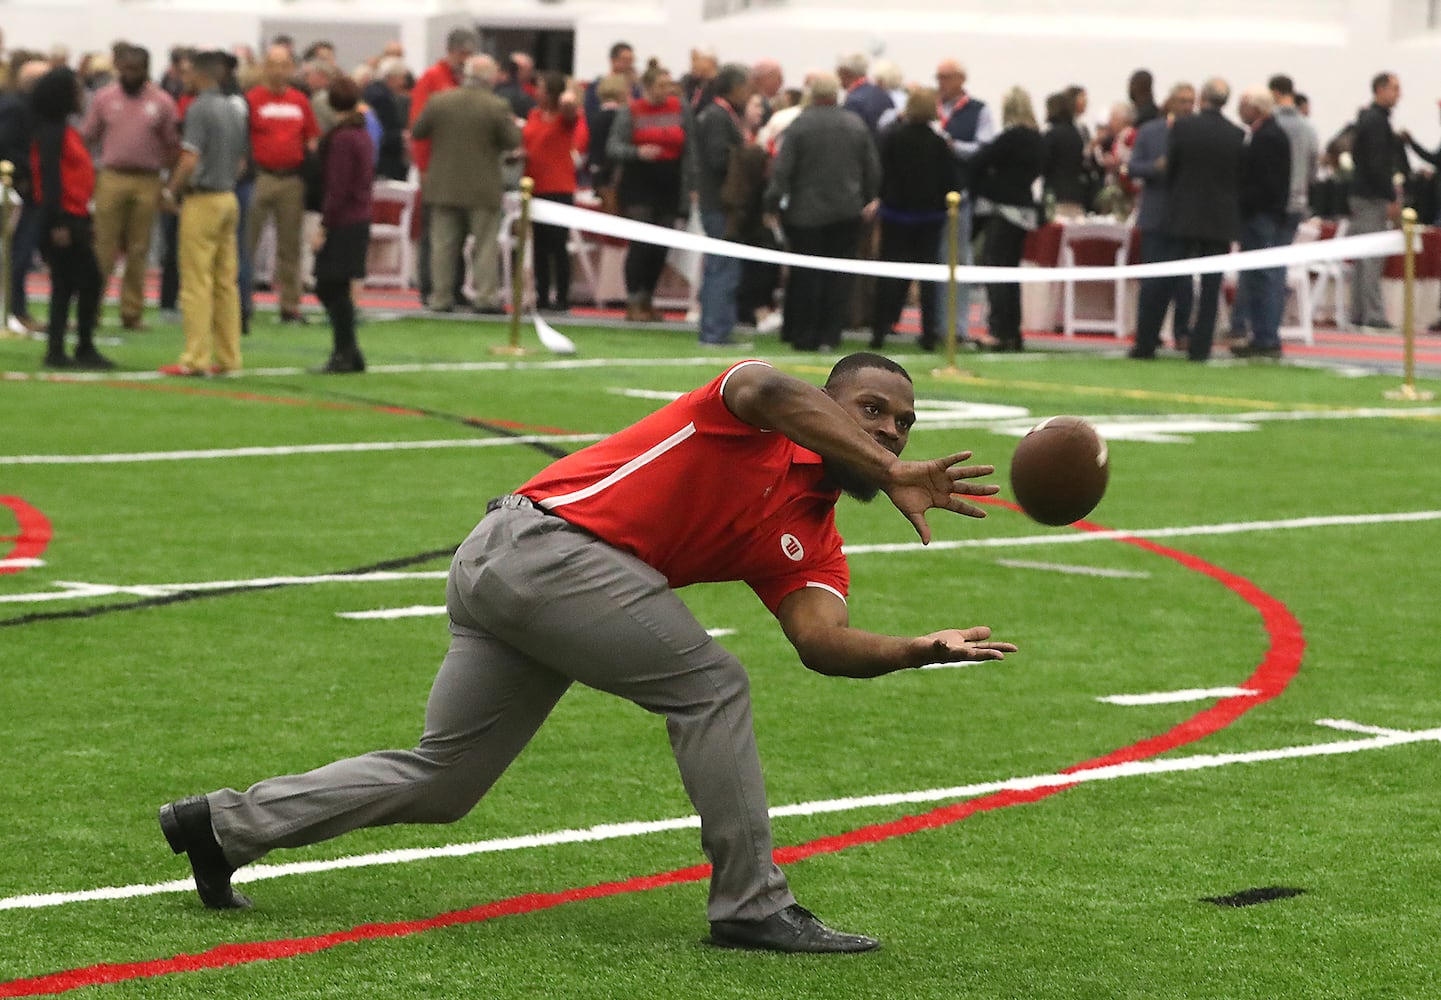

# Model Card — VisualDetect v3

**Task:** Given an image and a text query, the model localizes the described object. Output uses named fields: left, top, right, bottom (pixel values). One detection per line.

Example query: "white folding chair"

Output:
left=1058, top=221, right=1131, bottom=338
left=366, top=180, right=419, bottom=289
left=1308, top=218, right=1349, bottom=326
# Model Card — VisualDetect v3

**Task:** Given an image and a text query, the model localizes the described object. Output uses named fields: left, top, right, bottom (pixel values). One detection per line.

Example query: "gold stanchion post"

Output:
left=494, top=177, right=534, bottom=357
left=932, top=191, right=972, bottom=380
left=1386, top=208, right=1434, bottom=401
left=0, top=160, right=14, bottom=337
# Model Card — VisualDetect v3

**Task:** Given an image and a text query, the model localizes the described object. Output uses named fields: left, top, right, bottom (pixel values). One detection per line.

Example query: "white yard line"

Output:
left=842, top=510, right=1441, bottom=554
left=0, top=435, right=606, bottom=466
left=994, top=559, right=1151, bottom=579
left=0, top=558, right=43, bottom=569
left=1097, top=688, right=1258, bottom=706
left=2, top=718, right=1434, bottom=913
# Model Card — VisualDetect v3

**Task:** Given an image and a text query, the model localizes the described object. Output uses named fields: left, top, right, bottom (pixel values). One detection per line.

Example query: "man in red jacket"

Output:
left=245, top=44, right=319, bottom=324
left=408, top=27, right=479, bottom=305
left=159, top=353, right=1016, bottom=953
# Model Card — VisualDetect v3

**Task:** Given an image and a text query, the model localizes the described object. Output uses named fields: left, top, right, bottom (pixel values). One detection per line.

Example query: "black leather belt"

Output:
left=485, top=494, right=550, bottom=515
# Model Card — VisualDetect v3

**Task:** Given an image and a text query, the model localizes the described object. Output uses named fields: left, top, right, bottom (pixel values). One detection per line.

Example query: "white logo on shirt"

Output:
left=258, top=103, right=304, bottom=121
left=780, top=533, right=805, bottom=562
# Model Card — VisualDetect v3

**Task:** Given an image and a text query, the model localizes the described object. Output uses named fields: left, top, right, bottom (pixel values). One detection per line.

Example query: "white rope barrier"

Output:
left=527, top=198, right=1405, bottom=285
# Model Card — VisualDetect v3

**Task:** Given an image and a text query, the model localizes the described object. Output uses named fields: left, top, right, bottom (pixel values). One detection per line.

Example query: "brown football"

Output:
left=1008, top=416, right=1110, bottom=526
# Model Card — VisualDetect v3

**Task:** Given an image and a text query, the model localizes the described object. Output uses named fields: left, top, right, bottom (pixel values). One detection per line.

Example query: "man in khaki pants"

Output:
left=81, top=45, right=180, bottom=330
left=158, top=51, right=249, bottom=376
left=411, top=54, right=520, bottom=313
left=244, top=45, right=319, bottom=324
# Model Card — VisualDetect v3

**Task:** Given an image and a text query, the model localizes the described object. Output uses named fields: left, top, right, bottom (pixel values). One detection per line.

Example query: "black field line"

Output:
left=264, top=381, right=576, bottom=460
left=0, top=548, right=459, bottom=630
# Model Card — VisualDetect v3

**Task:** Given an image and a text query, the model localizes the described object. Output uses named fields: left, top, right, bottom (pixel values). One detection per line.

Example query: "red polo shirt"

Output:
left=246, top=85, right=319, bottom=172
left=407, top=59, right=462, bottom=174
left=519, top=361, right=849, bottom=614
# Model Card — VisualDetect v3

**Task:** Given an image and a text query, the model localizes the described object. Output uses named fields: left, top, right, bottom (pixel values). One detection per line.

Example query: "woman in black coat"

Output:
left=30, top=67, right=111, bottom=370
left=871, top=89, right=957, bottom=351
left=1042, top=90, right=1088, bottom=218
left=970, top=86, right=1045, bottom=352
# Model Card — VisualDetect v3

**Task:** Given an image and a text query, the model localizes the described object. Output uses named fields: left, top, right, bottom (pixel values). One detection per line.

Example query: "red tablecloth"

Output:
left=1383, top=226, right=1441, bottom=280
left=1022, top=221, right=1142, bottom=268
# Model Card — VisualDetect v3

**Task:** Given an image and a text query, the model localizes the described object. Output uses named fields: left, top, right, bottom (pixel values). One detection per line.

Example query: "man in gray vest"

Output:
left=935, top=59, right=995, bottom=344
left=158, top=49, right=249, bottom=376
left=410, top=55, right=522, bottom=314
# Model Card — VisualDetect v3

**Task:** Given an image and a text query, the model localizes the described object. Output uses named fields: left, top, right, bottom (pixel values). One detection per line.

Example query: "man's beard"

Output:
left=821, top=458, right=881, bottom=503
left=121, top=79, right=144, bottom=96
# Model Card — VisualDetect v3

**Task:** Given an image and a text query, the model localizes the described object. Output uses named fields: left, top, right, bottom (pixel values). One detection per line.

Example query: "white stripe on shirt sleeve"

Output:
left=805, top=581, right=847, bottom=604
left=719, top=359, right=773, bottom=397
left=539, top=422, right=698, bottom=510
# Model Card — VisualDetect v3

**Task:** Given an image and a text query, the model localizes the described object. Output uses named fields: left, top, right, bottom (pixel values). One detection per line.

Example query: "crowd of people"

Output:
left=0, top=28, right=1431, bottom=371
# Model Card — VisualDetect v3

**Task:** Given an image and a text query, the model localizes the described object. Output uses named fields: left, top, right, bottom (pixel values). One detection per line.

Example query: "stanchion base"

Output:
left=930, top=366, right=976, bottom=380
left=1384, top=385, right=1435, bottom=401
left=489, top=344, right=530, bottom=357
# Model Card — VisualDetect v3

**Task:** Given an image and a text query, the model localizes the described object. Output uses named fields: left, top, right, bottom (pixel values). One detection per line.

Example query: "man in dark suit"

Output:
left=1232, top=88, right=1293, bottom=359
left=1164, top=77, right=1245, bottom=361
left=1129, top=82, right=1196, bottom=359
left=1349, top=72, right=1403, bottom=330
left=837, top=52, right=895, bottom=134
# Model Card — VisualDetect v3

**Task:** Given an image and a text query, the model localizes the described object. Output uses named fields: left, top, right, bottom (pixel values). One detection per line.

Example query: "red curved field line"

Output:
left=0, top=497, right=51, bottom=576
left=0, top=509, right=1305, bottom=997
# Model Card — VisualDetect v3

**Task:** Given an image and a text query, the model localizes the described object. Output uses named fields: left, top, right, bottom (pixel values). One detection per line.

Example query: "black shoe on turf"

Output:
left=709, top=903, right=880, bottom=954
left=71, top=349, right=117, bottom=371
left=159, top=795, right=252, bottom=909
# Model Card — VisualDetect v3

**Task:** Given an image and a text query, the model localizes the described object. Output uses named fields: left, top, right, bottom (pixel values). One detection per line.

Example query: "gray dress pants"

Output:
left=208, top=501, right=795, bottom=923
left=1348, top=196, right=1391, bottom=327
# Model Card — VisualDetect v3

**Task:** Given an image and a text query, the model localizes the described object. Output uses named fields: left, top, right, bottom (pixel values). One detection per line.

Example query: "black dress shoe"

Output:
left=71, top=349, right=117, bottom=371
left=709, top=903, right=880, bottom=954
left=279, top=311, right=309, bottom=326
left=311, top=352, right=366, bottom=374
left=1126, top=347, right=1156, bottom=360
left=159, top=795, right=252, bottom=909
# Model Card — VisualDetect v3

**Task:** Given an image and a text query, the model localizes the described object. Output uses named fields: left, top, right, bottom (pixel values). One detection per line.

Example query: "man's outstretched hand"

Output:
left=884, top=451, right=1000, bottom=543
left=908, top=626, right=1018, bottom=667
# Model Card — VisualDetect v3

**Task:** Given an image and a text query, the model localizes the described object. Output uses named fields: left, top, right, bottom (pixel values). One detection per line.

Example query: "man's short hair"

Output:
left=1372, top=71, right=1395, bottom=94
left=713, top=62, right=750, bottom=100
left=1268, top=74, right=1294, bottom=97
left=836, top=51, right=868, bottom=77
left=826, top=352, right=912, bottom=389
left=191, top=49, right=229, bottom=81
left=464, top=54, right=498, bottom=87
left=446, top=28, right=479, bottom=55
left=1241, top=87, right=1274, bottom=117
left=609, top=41, right=633, bottom=62
left=1200, top=78, right=1230, bottom=109
left=807, top=72, right=841, bottom=104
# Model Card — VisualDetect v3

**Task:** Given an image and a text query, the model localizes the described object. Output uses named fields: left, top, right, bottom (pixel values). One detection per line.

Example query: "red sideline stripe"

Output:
left=0, top=497, right=51, bottom=575
left=0, top=510, right=1306, bottom=996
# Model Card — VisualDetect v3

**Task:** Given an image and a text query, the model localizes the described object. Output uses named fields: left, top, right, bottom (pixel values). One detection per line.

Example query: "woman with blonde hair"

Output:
left=969, top=85, right=1044, bottom=352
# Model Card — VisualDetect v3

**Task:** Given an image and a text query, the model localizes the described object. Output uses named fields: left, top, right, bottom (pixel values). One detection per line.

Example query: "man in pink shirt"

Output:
left=81, top=45, right=180, bottom=330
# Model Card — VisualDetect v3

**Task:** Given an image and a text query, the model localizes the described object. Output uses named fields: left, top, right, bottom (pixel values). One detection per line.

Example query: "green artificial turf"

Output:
left=1, top=317, right=1439, bottom=998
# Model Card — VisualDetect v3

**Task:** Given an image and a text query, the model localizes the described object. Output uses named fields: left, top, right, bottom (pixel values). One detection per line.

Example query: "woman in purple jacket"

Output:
left=312, top=77, right=375, bottom=373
